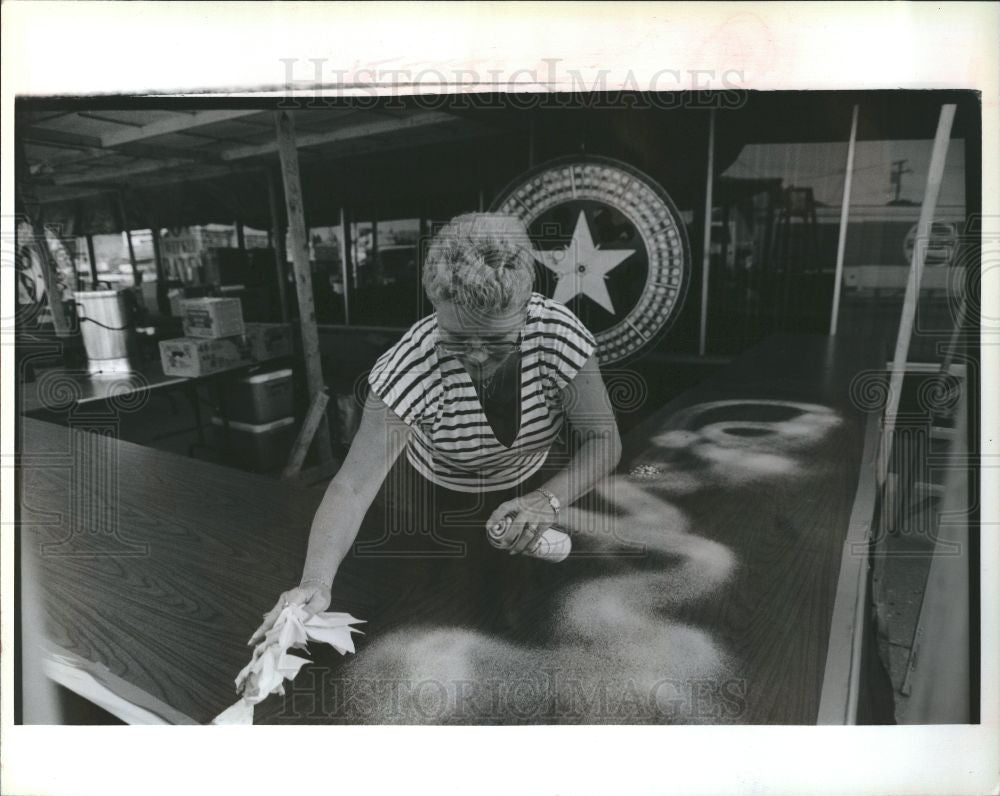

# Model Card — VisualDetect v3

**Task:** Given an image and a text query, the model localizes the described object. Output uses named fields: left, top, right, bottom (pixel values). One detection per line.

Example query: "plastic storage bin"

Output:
left=225, top=368, right=294, bottom=424
left=211, top=415, right=295, bottom=473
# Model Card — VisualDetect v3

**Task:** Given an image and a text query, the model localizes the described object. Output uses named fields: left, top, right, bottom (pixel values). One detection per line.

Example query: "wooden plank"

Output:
left=226, top=111, right=456, bottom=161
left=264, top=167, right=290, bottom=323
left=282, top=389, right=330, bottom=479
left=274, top=110, right=332, bottom=465
left=830, top=104, right=859, bottom=336
left=816, top=410, right=881, bottom=724
left=878, top=104, right=956, bottom=488
left=43, top=643, right=199, bottom=725
left=100, top=109, right=261, bottom=148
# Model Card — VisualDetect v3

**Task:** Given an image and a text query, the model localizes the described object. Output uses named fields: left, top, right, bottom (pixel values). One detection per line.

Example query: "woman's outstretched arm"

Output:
left=249, top=393, right=410, bottom=643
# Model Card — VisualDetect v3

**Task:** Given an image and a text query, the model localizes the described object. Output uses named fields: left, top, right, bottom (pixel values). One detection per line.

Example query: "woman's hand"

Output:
left=485, top=492, right=558, bottom=555
left=247, top=581, right=331, bottom=647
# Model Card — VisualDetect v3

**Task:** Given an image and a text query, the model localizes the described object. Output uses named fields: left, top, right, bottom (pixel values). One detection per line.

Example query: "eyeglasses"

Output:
left=436, top=339, right=521, bottom=358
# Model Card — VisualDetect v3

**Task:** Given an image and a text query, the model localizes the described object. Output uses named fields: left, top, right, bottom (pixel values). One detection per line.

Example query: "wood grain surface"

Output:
left=18, top=334, right=875, bottom=724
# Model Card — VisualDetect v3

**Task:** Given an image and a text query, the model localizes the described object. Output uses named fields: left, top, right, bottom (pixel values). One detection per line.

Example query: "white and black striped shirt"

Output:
left=368, top=293, right=597, bottom=492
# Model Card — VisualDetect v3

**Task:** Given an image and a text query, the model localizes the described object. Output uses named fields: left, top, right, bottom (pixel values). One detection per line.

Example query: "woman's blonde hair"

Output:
left=422, top=213, right=535, bottom=312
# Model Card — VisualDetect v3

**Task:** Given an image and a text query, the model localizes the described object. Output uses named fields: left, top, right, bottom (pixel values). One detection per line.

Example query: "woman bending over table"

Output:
left=250, top=212, right=622, bottom=642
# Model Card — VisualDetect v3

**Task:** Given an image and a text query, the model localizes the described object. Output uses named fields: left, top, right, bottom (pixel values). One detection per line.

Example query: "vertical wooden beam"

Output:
left=830, top=104, right=860, bottom=336
left=86, top=234, right=98, bottom=289
left=274, top=110, right=332, bottom=465
left=338, top=205, right=351, bottom=325
left=698, top=109, right=716, bottom=356
left=151, top=227, right=169, bottom=315
left=877, top=104, right=956, bottom=488
left=235, top=218, right=246, bottom=251
left=265, top=167, right=290, bottom=323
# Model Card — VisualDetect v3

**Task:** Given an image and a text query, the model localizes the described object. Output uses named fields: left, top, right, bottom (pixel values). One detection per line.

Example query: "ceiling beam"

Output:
left=21, top=126, right=103, bottom=149
left=100, top=109, right=263, bottom=147
left=52, top=158, right=199, bottom=186
left=221, top=111, right=458, bottom=161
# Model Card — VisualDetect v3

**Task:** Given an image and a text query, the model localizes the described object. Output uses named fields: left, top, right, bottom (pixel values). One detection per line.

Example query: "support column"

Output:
left=151, top=227, right=169, bottom=315
left=265, top=168, right=290, bottom=322
left=339, top=205, right=352, bottom=325
left=274, top=110, right=332, bottom=465
left=86, top=234, right=98, bottom=289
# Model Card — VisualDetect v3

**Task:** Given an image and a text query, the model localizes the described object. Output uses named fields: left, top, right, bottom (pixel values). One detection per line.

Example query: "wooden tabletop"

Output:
left=19, top=334, right=877, bottom=725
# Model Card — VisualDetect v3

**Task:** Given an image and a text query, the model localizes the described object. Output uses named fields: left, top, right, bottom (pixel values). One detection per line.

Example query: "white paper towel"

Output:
left=212, top=605, right=364, bottom=724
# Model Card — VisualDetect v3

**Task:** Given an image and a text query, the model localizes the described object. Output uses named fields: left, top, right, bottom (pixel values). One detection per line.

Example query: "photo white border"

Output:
left=2, top=3, right=998, bottom=794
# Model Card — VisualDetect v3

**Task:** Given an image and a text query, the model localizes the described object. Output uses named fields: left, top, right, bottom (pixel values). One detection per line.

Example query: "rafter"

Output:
left=221, top=111, right=457, bottom=161
left=100, top=109, right=263, bottom=147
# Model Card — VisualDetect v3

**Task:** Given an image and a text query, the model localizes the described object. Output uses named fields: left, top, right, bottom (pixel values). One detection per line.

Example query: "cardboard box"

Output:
left=243, top=323, right=294, bottom=361
left=159, top=336, right=254, bottom=378
left=181, top=297, right=245, bottom=339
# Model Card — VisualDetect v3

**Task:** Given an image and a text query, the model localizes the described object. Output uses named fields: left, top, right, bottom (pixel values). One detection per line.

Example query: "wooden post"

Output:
left=151, top=227, right=169, bottom=315
left=282, top=389, right=330, bottom=479
left=338, top=205, right=351, bottom=325
left=235, top=218, right=246, bottom=251
left=698, top=109, right=716, bottom=356
left=86, top=234, right=98, bottom=289
left=265, top=168, right=290, bottom=323
left=877, top=104, right=956, bottom=488
left=830, top=104, right=860, bottom=336
left=274, top=110, right=332, bottom=465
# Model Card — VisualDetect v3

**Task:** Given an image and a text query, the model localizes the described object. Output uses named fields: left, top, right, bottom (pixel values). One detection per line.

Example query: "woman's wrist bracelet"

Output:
left=533, top=488, right=560, bottom=524
left=299, top=577, right=331, bottom=590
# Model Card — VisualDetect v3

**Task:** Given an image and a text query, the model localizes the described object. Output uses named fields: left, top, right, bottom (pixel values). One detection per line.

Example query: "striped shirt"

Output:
left=367, top=293, right=597, bottom=492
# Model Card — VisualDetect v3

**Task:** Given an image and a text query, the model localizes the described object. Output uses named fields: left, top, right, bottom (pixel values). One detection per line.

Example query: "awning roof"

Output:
left=19, top=106, right=502, bottom=206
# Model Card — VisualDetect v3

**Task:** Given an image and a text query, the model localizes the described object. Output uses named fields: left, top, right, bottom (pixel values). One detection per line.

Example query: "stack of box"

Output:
left=158, top=297, right=298, bottom=472
left=159, top=298, right=294, bottom=378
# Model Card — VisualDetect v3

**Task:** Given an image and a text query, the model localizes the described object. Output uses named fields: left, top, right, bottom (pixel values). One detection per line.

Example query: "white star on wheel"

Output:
left=536, top=210, right=634, bottom=314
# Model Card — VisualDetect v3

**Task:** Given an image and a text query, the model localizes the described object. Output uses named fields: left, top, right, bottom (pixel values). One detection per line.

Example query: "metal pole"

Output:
left=829, top=104, right=860, bottom=336
left=698, top=109, right=716, bottom=357
left=877, top=104, right=956, bottom=488
left=274, top=109, right=333, bottom=465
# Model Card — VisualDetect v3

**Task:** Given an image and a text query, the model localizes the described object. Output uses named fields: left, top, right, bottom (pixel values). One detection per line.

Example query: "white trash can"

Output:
left=74, top=289, right=132, bottom=376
